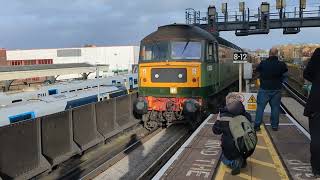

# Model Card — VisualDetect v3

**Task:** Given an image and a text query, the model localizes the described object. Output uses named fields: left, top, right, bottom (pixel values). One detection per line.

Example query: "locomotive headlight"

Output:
left=178, top=74, right=183, bottom=79
left=155, top=74, right=160, bottom=79
left=170, top=87, right=177, bottom=94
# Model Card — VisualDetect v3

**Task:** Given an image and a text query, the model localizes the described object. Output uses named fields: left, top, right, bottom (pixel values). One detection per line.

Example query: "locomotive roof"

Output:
left=141, top=24, right=216, bottom=43
left=141, top=24, right=242, bottom=51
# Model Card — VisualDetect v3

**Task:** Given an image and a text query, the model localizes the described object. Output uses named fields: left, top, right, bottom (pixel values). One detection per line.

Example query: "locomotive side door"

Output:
left=214, top=42, right=220, bottom=89
left=206, top=41, right=215, bottom=95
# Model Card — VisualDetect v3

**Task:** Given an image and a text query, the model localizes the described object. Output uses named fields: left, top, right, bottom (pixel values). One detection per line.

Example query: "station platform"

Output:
left=153, top=112, right=312, bottom=180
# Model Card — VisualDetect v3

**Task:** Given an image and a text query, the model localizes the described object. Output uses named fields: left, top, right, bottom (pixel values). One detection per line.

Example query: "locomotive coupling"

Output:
left=183, top=99, right=200, bottom=113
left=134, top=97, right=148, bottom=115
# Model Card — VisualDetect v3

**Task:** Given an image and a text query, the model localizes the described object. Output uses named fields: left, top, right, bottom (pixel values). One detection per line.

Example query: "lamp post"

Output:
left=96, top=63, right=100, bottom=102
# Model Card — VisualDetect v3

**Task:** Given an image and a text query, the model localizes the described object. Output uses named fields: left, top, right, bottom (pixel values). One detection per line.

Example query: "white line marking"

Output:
left=206, top=122, right=215, bottom=125
left=265, top=123, right=295, bottom=126
left=281, top=106, right=311, bottom=140
left=152, top=114, right=214, bottom=180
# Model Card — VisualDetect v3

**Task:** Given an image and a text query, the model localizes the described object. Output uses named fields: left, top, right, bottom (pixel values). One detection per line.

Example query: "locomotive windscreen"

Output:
left=140, top=41, right=202, bottom=62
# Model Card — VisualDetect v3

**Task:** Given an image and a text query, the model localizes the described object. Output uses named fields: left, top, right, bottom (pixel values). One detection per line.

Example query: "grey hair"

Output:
left=225, top=92, right=242, bottom=105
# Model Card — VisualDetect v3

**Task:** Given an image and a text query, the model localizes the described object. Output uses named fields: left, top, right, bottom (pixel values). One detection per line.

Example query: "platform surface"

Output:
left=154, top=114, right=294, bottom=180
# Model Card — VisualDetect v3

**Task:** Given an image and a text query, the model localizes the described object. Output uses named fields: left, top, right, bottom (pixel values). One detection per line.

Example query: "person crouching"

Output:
left=212, top=93, right=257, bottom=175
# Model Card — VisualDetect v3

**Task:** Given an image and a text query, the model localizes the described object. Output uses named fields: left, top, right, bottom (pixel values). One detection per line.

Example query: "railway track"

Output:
left=38, top=124, right=149, bottom=180
left=282, top=82, right=310, bottom=139
left=90, top=124, right=191, bottom=180
left=283, top=82, right=307, bottom=106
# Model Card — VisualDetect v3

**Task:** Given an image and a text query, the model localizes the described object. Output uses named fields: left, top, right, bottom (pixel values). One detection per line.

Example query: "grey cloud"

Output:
left=0, top=0, right=319, bottom=50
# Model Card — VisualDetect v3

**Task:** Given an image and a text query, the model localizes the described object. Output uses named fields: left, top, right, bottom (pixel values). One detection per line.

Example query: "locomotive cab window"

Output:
left=171, top=41, right=201, bottom=60
left=140, top=41, right=169, bottom=61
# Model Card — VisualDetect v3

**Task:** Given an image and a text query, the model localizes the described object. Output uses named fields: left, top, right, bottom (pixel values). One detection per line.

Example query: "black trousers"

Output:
left=310, top=112, right=320, bottom=172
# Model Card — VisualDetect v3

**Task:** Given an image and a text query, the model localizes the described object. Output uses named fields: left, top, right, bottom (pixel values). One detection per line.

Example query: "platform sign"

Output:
left=235, top=92, right=271, bottom=113
left=233, top=52, right=248, bottom=63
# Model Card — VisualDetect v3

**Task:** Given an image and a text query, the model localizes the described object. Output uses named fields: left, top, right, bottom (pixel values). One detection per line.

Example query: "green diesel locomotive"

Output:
left=133, top=24, right=242, bottom=130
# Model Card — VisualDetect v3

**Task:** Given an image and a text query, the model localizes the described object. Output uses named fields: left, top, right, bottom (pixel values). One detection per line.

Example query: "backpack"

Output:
left=221, top=115, right=257, bottom=156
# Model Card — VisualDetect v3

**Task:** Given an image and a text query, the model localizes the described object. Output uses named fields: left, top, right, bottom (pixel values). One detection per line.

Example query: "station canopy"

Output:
left=0, top=63, right=109, bottom=81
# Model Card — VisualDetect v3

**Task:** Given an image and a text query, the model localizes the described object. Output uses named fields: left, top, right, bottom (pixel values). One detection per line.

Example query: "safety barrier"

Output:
left=115, top=95, right=132, bottom=127
left=96, top=98, right=119, bottom=139
left=0, top=119, right=50, bottom=179
left=72, top=104, right=104, bottom=151
left=41, top=111, right=81, bottom=166
left=0, top=93, right=139, bottom=179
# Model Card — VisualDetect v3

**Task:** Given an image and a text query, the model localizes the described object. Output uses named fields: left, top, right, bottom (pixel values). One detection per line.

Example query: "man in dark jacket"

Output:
left=212, top=93, right=253, bottom=175
left=254, top=48, right=288, bottom=131
left=303, top=48, right=320, bottom=177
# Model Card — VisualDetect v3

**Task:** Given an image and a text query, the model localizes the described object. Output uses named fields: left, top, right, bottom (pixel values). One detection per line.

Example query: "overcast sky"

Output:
left=0, top=0, right=319, bottom=50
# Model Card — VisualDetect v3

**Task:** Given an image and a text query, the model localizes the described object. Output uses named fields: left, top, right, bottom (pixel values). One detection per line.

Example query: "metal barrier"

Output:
left=72, top=104, right=104, bottom=151
left=41, top=111, right=81, bottom=166
left=0, top=119, right=50, bottom=179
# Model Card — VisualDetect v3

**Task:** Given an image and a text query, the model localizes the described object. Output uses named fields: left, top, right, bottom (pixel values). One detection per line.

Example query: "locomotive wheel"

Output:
left=143, top=112, right=158, bottom=131
left=144, top=120, right=158, bottom=131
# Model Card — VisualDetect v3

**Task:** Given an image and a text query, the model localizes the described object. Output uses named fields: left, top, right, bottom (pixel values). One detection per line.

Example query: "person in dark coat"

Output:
left=303, top=48, right=320, bottom=177
left=254, top=47, right=288, bottom=131
left=212, top=93, right=253, bottom=175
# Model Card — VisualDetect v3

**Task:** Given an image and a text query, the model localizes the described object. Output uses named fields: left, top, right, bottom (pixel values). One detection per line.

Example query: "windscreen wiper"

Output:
left=181, top=40, right=190, bottom=55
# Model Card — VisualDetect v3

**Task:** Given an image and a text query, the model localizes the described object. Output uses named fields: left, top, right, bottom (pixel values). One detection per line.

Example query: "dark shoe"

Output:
left=241, top=159, right=247, bottom=168
left=231, top=158, right=243, bottom=175
left=313, top=169, right=320, bottom=178
left=272, top=127, right=278, bottom=131
left=254, top=126, right=261, bottom=132
left=314, top=174, right=320, bottom=179
left=231, top=167, right=241, bottom=175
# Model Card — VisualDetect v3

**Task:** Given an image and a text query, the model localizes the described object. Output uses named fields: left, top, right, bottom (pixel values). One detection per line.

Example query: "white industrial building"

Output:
left=6, top=46, right=139, bottom=79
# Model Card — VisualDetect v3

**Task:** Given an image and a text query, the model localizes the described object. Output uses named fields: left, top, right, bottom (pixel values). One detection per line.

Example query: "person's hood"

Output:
left=220, top=101, right=245, bottom=117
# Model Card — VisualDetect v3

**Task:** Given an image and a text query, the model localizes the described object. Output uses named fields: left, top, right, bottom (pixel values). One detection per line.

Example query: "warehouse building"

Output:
left=4, top=45, right=139, bottom=79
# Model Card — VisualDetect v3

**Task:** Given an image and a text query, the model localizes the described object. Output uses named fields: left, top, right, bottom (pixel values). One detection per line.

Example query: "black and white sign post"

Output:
left=233, top=52, right=248, bottom=93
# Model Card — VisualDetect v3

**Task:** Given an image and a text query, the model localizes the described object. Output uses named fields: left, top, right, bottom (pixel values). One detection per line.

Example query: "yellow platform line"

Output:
left=215, top=163, right=261, bottom=180
left=225, top=168, right=261, bottom=180
left=257, top=133, right=264, bottom=137
left=260, top=125, right=290, bottom=180
left=215, top=163, right=225, bottom=180
left=247, top=158, right=276, bottom=168
left=255, top=145, right=268, bottom=150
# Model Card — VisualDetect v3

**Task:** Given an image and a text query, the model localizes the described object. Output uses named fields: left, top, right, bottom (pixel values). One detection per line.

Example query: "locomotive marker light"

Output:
left=233, top=52, right=248, bottom=93
left=170, top=87, right=178, bottom=94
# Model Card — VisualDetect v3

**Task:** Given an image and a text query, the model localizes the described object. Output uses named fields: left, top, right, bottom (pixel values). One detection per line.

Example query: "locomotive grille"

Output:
left=151, top=68, right=187, bottom=83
